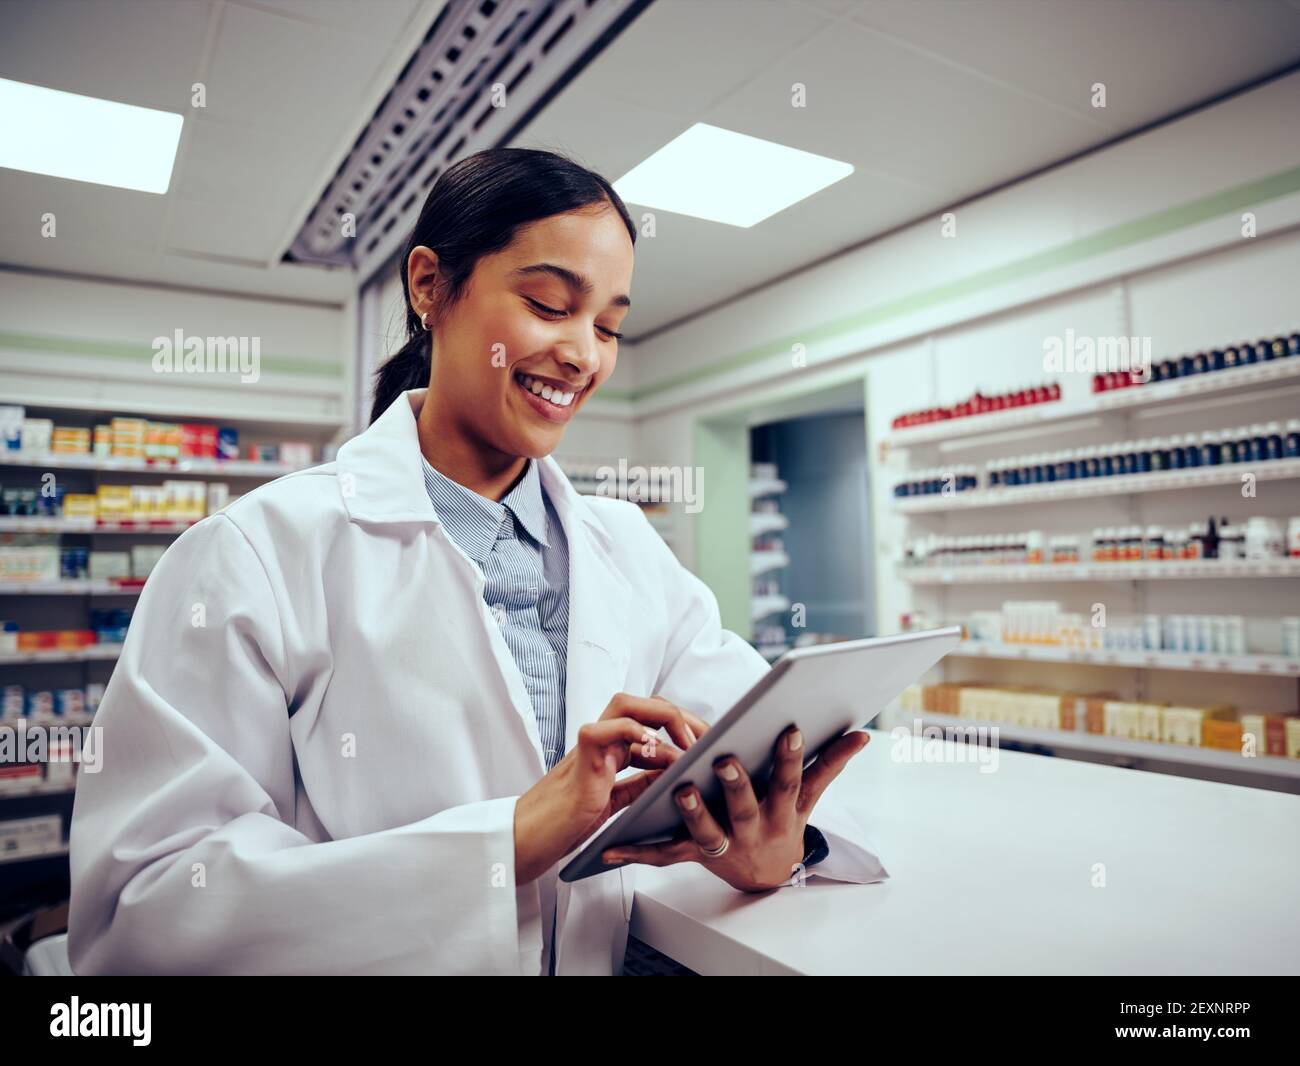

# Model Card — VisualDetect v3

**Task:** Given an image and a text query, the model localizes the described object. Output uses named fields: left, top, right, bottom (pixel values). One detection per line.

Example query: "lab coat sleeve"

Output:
left=643, top=514, right=887, bottom=886
left=68, top=514, right=532, bottom=976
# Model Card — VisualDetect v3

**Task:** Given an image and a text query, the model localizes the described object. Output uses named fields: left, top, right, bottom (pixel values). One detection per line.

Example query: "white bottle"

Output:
left=1226, top=616, right=1246, bottom=656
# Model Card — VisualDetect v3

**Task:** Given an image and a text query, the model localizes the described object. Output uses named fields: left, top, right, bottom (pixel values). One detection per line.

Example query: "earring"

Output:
left=420, top=310, right=432, bottom=331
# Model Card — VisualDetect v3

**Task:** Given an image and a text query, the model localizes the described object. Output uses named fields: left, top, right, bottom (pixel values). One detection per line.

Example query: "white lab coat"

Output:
left=67, top=388, right=886, bottom=976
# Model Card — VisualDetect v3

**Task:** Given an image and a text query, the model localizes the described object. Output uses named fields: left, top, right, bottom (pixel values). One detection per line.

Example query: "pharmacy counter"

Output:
left=628, top=728, right=1300, bottom=975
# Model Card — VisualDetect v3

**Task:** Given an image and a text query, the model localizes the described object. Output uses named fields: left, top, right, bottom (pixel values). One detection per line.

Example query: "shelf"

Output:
left=905, top=711, right=1300, bottom=782
left=749, top=512, right=789, bottom=537
left=0, top=452, right=309, bottom=477
left=885, top=399, right=1065, bottom=446
left=750, top=550, right=790, bottom=577
left=751, top=594, right=790, bottom=622
left=0, top=643, right=123, bottom=665
left=0, top=784, right=77, bottom=800
left=11, top=394, right=346, bottom=430
left=884, top=357, right=1300, bottom=447
left=748, top=477, right=788, bottom=499
left=901, top=558, right=1300, bottom=584
left=895, top=458, right=1300, bottom=513
left=0, top=580, right=145, bottom=596
left=0, top=845, right=70, bottom=866
left=0, top=517, right=200, bottom=534
left=950, top=640, right=1300, bottom=676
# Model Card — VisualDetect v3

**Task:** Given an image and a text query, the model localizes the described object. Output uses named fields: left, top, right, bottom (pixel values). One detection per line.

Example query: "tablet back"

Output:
left=560, top=625, right=961, bottom=882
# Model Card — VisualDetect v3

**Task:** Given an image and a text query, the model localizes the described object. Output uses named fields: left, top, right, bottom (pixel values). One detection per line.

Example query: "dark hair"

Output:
left=369, top=147, right=637, bottom=424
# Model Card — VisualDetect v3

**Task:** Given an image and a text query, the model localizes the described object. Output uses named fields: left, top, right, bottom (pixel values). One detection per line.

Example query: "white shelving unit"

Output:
left=895, top=458, right=1300, bottom=513
left=750, top=550, right=791, bottom=577
left=883, top=357, right=1300, bottom=448
left=898, top=711, right=1300, bottom=788
left=0, top=580, right=145, bottom=596
left=750, top=470, right=791, bottom=658
left=887, top=339, right=1300, bottom=785
left=747, top=476, right=788, bottom=500
left=750, top=594, right=790, bottom=624
left=901, top=558, right=1300, bottom=584
left=951, top=640, right=1300, bottom=677
left=0, top=517, right=199, bottom=534
left=749, top=512, right=789, bottom=538
left=0, top=451, right=309, bottom=477
left=0, top=643, right=123, bottom=665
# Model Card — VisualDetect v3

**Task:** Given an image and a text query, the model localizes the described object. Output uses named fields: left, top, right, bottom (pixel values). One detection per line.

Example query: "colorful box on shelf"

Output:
left=901, top=683, right=1300, bottom=758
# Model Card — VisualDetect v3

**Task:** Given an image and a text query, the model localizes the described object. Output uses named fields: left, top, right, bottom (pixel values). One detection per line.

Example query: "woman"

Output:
left=67, top=148, right=885, bottom=976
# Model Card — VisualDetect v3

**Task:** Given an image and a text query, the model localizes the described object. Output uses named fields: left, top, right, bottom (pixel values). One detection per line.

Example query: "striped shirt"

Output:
left=419, top=455, right=570, bottom=771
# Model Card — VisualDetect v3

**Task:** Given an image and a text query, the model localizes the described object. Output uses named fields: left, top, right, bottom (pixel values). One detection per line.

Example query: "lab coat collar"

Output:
left=337, top=388, right=612, bottom=552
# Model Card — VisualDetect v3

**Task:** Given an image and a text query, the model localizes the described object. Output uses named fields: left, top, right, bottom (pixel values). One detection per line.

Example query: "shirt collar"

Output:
left=420, top=453, right=550, bottom=562
left=336, top=389, right=613, bottom=554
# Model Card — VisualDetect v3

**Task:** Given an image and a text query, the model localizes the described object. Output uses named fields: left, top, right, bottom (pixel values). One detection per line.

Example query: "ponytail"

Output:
left=369, top=325, right=430, bottom=425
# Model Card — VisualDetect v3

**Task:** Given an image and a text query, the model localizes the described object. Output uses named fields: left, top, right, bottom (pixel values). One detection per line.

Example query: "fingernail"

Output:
left=787, top=729, right=803, bottom=752
left=603, top=852, right=618, bottom=863
left=718, top=762, right=739, bottom=781
left=679, top=792, right=698, bottom=810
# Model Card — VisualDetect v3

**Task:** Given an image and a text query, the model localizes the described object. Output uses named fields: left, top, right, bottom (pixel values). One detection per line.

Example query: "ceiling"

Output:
left=0, top=0, right=434, bottom=304
left=2, top=0, right=1299, bottom=327
left=519, top=0, right=1300, bottom=338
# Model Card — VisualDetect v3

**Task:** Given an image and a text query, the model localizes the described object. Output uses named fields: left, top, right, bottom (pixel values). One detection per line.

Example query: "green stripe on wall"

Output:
left=0, top=330, right=344, bottom=378
left=633, top=162, right=1300, bottom=401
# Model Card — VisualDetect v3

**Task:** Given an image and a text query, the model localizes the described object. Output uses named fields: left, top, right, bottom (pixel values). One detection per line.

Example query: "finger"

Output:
left=712, top=756, right=761, bottom=846
left=628, top=741, right=683, bottom=771
left=577, top=718, right=675, bottom=776
left=610, top=769, right=663, bottom=813
left=600, top=694, right=697, bottom=753
left=602, top=837, right=697, bottom=868
left=681, top=709, right=710, bottom=739
left=798, top=731, right=871, bottom=815
left=765, top=725, right=805, bottom=833
left=651, top=697, right=711, bottom=745
left=671, top=784, right=728, bottom=857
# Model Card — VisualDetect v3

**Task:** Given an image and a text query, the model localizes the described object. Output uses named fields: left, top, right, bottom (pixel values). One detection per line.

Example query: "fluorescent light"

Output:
left=0, top=77, right=183, bottom=194
left=614, top=122, right=853, bottom=228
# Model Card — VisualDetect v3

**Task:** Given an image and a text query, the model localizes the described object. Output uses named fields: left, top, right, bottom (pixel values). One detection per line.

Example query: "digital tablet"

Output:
left=559, top=624, right=962, bottom=882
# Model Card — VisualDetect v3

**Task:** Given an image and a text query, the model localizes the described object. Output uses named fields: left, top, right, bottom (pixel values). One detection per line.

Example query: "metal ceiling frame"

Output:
left=286, top=0, right=651, bottom=284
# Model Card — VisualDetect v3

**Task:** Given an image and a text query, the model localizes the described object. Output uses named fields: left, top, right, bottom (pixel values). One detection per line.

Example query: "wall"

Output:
left=0, top=270, right=349, bottom=431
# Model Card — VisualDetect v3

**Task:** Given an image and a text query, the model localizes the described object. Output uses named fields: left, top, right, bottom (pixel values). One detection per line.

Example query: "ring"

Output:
left=699, top=836, right=729, bottom=859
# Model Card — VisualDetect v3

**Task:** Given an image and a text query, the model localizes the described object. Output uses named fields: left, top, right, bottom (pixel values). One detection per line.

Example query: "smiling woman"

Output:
left=68, top=145, right=883, bottom=980
left=370, top=147, right=635, bottom=440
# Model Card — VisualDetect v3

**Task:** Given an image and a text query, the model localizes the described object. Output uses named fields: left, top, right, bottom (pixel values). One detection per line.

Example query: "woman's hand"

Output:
left=513, top=694, right=709, bottom=885
left=600, top=726, right=870, bottom=892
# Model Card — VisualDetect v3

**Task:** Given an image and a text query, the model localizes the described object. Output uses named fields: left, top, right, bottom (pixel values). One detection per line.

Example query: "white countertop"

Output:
left=628, top=729, right=1300, bottom=975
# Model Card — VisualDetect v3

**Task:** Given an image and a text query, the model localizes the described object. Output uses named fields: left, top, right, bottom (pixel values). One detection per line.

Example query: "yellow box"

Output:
left=1103, top=700, right=1142, bottom=740
left=95, top=485, right=132, bottom=515
left=62, top=494, right=98, bottom=518
left=1161, top=705, right=1234, bottom=747
left=1137, top=704, right=1163, bottom=742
